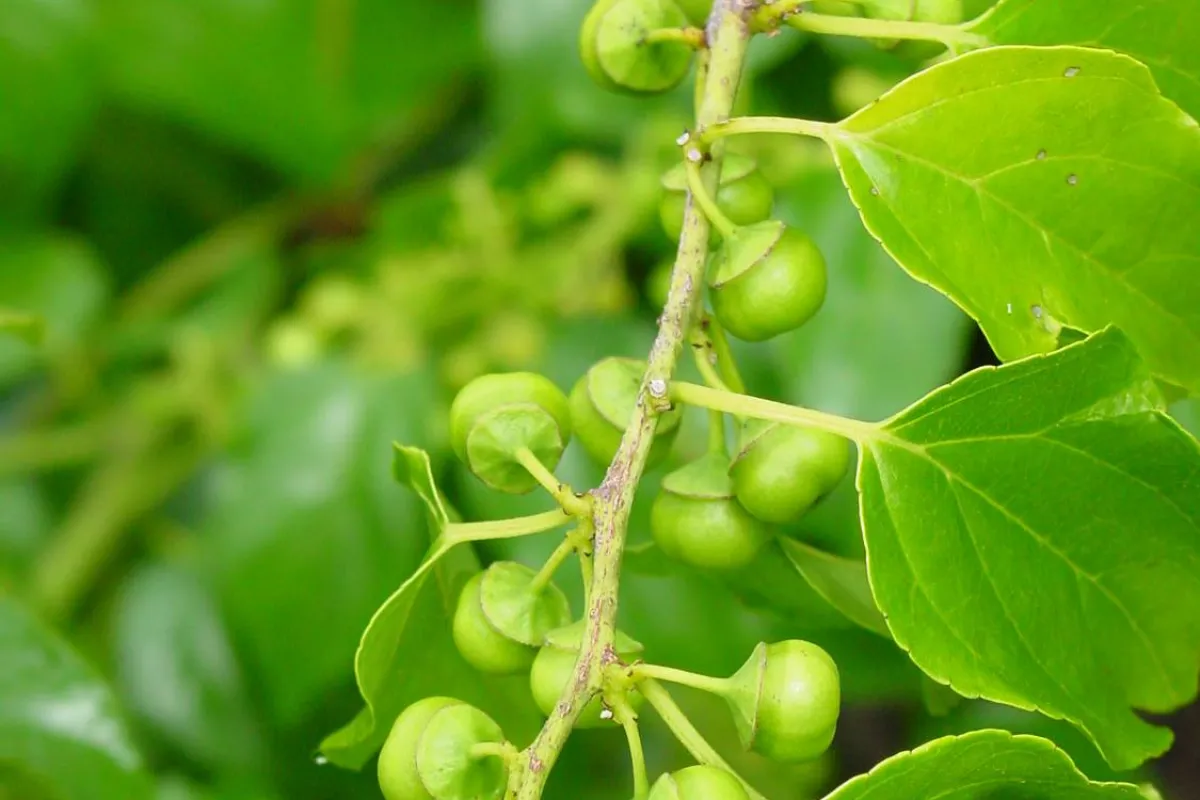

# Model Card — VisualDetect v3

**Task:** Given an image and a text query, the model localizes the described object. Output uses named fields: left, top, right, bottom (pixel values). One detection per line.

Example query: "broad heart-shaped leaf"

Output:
left=778, top=539, right=889, bottom=637
left=320, top=445, right=540, bottom=769
left=970, top=0, right=1200, bottom=121
left=0, top=596, right=153, bottom=800
left=858, top=329, right=1200, bottom=770
left=822, top=730, right=1141, bottom=799
left=828, top=46, right=1200, bottom=393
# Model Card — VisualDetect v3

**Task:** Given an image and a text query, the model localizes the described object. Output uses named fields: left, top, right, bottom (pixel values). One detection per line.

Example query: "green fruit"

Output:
left=452, top=562, right=573, bottom=674
left=570, top=357, right=682, bottom=467
left=648, top=765, right=750, bottom=800
left=581, top=0, right=694, bottom=95
left=529, top=620, right=645, bottom=728
left=724, top=641, right=840, bottom=762
left=659, top=154, right=775, bottom=244
left=651, top=452, right=773, bottom=570
left=449, top=372, right=572, bottom=494
left=708, top=221, right=827, bottom=342
left=378, top=697, right=508, bottom=800
left=730, top=421, right=852, bottom=524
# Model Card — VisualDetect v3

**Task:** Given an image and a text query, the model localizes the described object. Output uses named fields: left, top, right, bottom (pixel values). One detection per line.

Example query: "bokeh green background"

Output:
left=2, top=1, right=1197, bottom=798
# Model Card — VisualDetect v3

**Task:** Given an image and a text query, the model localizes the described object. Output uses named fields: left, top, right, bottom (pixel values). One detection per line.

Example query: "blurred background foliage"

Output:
left=1, top=1, right=1197, bottom=799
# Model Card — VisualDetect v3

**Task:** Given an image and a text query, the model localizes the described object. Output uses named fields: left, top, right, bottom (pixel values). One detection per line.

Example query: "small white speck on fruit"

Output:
left=648, top=379, right=667, bottom=398
left=1067, top=174, right=1079, bottom=186
left=1064, top=66, right=1080, bottom=78
left=676, top=130, right=691, bottom=146
left=686, top=147, right=703, bottom=163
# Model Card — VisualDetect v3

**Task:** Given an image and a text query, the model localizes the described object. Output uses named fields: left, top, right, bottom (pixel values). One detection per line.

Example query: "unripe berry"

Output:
left=449, top=372, right=571, bottom=494
left=730, top=421, right=852, bottom=524
left=378, top=697, right=508, bottom=800
left=708, top=221, right=827, bottom=342
left=529, top=620, right=644, bottom=728
left=581, top=0, right=694, bottom=95
left=650, top=452, right=773, bottom=570
left=659, top=154, right=774, bottom=244
left=724, top=641, right=840, bottom=762
left=570, top=357, right=682, bottom=468
left=452, top=562, right=573, bottom=675
left=648, top=765, right=750, bottom=800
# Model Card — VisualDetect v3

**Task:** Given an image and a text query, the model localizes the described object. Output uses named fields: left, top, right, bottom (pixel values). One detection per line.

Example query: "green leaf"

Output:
left=778, top=538, right=889, bottom=637
left=822, top=730, right=1142, bottom=799
left=0, top=596, right=152, bottom=800
left=828, top=46, right=1200, bottom=393
left=0, top=236, right=108, bottom=389
left=99, top=0, right=480, bottom=182
left=858, top=329, right=1200, bottom=769
left=913, top=701, right=1150, bottom=784
left=320, top=445, right=540, bottom=770
left=0, top=0, right=98, bottom=219
left=204, top=366, right=437, bottom=727
left=970, top=0, right=1200, bottom=120
left=112, top=565, right=263, bottom=775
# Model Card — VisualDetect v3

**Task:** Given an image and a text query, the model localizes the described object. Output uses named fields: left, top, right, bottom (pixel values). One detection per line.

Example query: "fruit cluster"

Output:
left=376, top=2, right=870, bottom=796
left=378, top=367, right=846, bottom=798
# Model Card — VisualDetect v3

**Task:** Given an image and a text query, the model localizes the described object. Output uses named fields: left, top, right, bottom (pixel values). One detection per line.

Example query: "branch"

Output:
left=512, top=2, right=755, bottom=796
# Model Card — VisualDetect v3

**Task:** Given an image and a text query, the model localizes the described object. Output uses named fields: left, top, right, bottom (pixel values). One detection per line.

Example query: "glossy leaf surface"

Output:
left=859, top=330, right=1200, bottom=769
left=0, top=596, right=153, bottom=799
left=830, top=46, right=1200, bottom=392
left=113, top=565, right=263, bottom=774
left=823, top=730, right=1142, bottom=799
left=971, top=0, right=1200, bottom=120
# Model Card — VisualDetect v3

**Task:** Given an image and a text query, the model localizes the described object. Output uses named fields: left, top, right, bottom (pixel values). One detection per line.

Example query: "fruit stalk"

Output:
left=640, top=680, right=768, bottom=800
left=512, top=3, right=754, bottom=796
